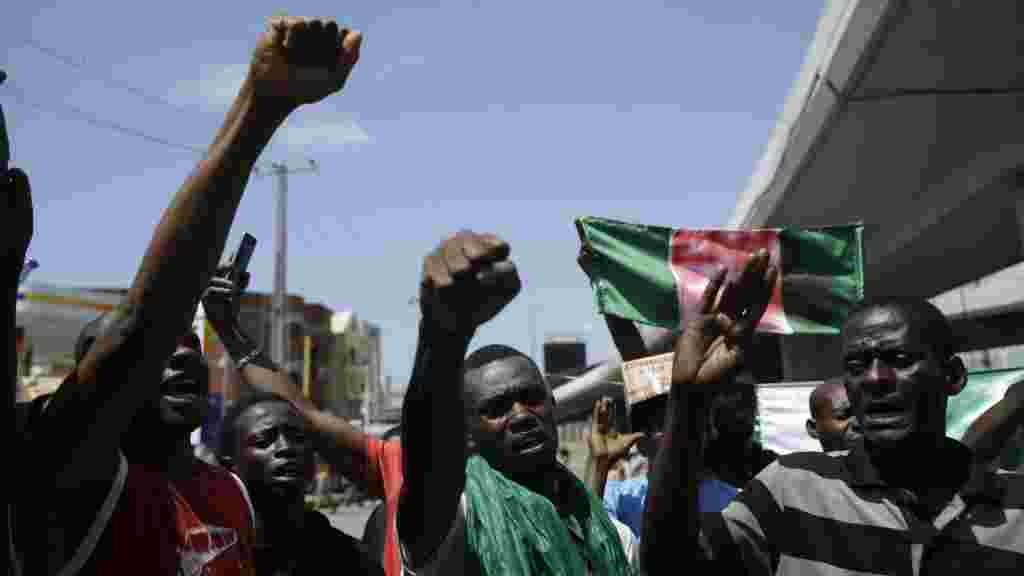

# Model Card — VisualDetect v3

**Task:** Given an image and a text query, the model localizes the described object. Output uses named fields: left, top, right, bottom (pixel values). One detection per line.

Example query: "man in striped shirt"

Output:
left=640, top=250, right=1023, bottom=575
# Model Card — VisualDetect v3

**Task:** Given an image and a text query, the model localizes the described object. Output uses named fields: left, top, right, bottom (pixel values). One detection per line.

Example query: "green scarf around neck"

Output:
left=462, top=455, right=635, bottom=575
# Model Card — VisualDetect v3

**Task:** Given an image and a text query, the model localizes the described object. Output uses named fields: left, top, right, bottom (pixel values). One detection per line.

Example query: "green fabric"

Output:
left=576, top=217, right=678, bottom=328
left=947, top=368, right=1024, bottom=469
left=777, top=225, right=864, bottom=334
left=463, top=455, right=635, bottom=576
left=576, top=217, right=864, bottom=335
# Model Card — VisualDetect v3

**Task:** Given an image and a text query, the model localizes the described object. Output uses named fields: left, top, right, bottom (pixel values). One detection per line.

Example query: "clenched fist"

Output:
left=419, top=231, right=520, bottom=338
left=249, top=16, right=362, bottom=111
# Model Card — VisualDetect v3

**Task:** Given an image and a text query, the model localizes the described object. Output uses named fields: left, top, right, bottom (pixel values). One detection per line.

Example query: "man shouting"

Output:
left=395, top=232, right=638, bottom=575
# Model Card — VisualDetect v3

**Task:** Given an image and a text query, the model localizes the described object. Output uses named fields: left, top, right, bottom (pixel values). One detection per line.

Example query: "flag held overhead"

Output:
left=576, top=217, right=865, bottom=335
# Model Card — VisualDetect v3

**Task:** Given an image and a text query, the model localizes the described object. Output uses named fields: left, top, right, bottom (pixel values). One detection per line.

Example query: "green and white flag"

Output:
left=576, top=217, right=865, bottom=334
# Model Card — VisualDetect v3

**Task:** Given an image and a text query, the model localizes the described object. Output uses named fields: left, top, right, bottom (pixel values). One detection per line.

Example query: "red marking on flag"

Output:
left=669, top=230, right=788, bottom=333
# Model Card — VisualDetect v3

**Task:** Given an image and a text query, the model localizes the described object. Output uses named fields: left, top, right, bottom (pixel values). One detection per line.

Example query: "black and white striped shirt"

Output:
left=700, top=439, right=1024, bottom=574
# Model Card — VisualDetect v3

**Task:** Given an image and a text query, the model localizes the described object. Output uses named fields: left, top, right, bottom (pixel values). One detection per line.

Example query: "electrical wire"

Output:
left=21, top=38, right=204, bottom=115
left=3, top=81, right=205, bottom=155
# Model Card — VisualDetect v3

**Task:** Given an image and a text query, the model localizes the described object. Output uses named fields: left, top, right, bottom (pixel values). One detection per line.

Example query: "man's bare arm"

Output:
left=641, top=253, right=776, bottom=571
left=38, top=18, right=363, bottom=491
left=202, top=268, right=377, bottom=489
left=398, top=232, right=520, bottom=566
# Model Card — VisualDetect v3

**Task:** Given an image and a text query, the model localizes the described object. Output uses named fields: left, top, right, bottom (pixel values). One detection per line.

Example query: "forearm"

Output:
left=70, top=79, right=288, bottom=469
left=398, top=323, right=472, bottom=565
left=641, top=390, right=706, bottom=570
left=605, top=315, right=649, bottom=362
left=586, top=452, right=612, bottom=499
left=121, top=79, right=286, bottom=337
left=215, top=321, right=372, bottom=486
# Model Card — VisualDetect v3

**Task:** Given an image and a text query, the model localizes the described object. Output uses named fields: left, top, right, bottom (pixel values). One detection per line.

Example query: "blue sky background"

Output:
left=3, top=1, right=821, bottom=391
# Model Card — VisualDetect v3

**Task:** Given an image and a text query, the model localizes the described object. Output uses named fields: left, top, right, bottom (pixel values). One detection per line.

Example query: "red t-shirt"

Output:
left=356, top=438, right=403, bottom=576
left=79, top=458, right=256, bottom=575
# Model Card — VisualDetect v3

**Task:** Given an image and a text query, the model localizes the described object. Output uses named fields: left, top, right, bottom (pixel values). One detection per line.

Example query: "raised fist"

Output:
left=249, top=16, right=362, bottom=110
left=419, top=231, right=520, bottom=337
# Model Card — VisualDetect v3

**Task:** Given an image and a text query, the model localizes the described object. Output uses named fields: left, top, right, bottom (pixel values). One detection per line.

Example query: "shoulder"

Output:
left=304, top=511, right=385, bottom=575
left=769, top=450, right=850, bottom=480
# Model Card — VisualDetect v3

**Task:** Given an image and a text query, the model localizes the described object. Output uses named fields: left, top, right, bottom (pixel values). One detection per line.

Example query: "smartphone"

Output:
left=227, top=233, right=257, bottom=283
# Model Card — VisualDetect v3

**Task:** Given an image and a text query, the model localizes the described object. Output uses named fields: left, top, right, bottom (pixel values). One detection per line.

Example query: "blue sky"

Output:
left=3, top=0, right=821, bottom=390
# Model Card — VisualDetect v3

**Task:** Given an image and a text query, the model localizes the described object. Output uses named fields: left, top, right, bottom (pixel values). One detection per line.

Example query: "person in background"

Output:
left=217, top=391, right=383, bottom=575
left=806, top=377, right=862, bottom=452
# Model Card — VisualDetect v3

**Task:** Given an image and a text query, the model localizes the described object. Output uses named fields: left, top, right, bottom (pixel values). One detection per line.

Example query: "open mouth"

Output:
left=163, top=393, right=200, bottom=408
left=274, top=462, right=305, bottom=479
left=863, top=401, right=908, bottom=427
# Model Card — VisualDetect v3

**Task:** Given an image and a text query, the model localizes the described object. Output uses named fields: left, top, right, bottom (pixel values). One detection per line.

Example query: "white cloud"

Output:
left=279, top=117, right=373, bottom=151
left=170, top=63, right=249, bottom=111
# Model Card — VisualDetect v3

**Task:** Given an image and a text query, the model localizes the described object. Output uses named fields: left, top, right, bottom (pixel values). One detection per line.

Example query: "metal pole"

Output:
left=273, top=163, right=288, bottom=367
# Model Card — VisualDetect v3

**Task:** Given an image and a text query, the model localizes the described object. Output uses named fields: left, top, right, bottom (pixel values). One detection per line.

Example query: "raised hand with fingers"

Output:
left=589, top=396, right=644, bottom=463
left=250, top=16, right=362, bottom=111
left=671, top=249, right=778, bottom=390
left=419, top=231, right=521, bottom=339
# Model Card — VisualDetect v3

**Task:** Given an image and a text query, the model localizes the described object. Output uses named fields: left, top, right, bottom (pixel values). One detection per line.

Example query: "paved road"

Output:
left=325, top=502, right=378, bottom=540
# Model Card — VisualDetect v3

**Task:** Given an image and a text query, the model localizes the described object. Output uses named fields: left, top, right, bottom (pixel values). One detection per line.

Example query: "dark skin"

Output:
left=806, top=378, right=861, bottom=452
left=465, top=354, right=561, bottom=497
left=14, top=18, right=360, bottom=573
left=841, top=305, right=968, bottom=519
left=122, top=341, right=212, bottom=481
left=4, top=69, right=32, bottom=574
left=202, top=264, right=396, bottom=514
left=228, top=400, right=315, bottom=548
left=400, top=231, right=520, bottom=565
left=640, top=250, right=777, bottom=572
left=586, top=396, right=644, bottom=498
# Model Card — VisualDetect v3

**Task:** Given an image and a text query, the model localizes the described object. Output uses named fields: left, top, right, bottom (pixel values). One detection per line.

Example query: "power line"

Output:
left=21, top=37, right=205, bottom=116
left=3, top=81, right=206, bottom=155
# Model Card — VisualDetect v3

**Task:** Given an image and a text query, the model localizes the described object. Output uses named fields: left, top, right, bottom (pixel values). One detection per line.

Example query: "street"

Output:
left=325, top=501, right=378, bottom=540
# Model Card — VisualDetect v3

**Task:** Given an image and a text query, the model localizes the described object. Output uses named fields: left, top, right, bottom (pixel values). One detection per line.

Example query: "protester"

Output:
left=394, top=231, right=638, bottom=574
left=199, top=262, right=404, bottom=575
left=70, top=315, right=258, bottom=574
left=11, top=16, right=361, bottom=574
left=806, top=376, right=862, bottom=452
left=641, top=250, right=1024, bottom=573
left=217, top=392, right=383, bottom=575
left=586, top=309, right=745, bottom=541
left=203, top=266, right=383, bottom=575
left=586, top=396, right=644, bottom=500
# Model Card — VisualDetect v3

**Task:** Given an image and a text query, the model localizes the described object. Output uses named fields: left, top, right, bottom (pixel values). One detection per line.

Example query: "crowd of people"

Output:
left=5, top=13, right=1024, bottom=576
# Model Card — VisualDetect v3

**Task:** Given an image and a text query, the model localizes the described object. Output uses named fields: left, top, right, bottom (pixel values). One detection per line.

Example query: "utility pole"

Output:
left=254, top=159, right=318, bottom=370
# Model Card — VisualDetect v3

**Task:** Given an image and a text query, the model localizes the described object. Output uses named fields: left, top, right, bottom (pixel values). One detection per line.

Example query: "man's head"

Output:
left=218, top=392, right=315, bottom=499
left=76, top=313, right=210, bottom=436
left=841, top=298, right=965, bottom=451
left=463, top=345, right=558, bottom=479
left=806, top=377, right=861, bottom=452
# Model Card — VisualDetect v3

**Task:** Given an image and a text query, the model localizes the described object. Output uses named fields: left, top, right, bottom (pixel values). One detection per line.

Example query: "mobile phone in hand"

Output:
left=227, top=233, right=257, bottom=283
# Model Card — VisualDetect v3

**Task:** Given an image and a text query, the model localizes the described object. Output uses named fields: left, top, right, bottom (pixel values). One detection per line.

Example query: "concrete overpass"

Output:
left=729, top=0, right=1024, bottom=379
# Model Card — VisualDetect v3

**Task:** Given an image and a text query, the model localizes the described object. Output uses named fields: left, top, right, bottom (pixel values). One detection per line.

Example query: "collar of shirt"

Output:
left=845, top=437, right=1005, bottom=505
